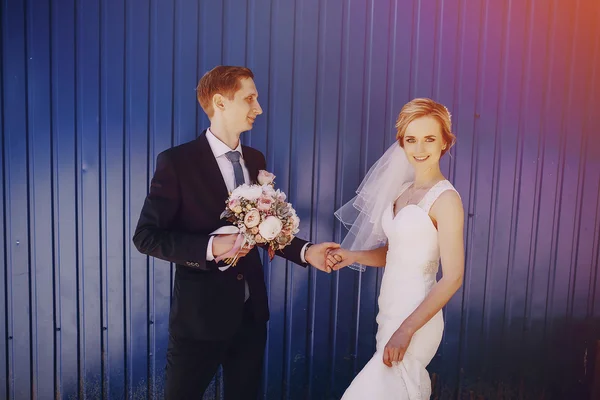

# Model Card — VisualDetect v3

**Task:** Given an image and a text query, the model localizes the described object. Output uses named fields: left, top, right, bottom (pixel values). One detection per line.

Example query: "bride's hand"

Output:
left=383, top=327, right=413, bottom=367
left=326, top=248, right=356, bottom=271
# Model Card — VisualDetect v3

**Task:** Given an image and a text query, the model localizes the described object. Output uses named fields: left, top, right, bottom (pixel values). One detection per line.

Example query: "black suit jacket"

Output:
left=133, top=131, right=308, bottom=340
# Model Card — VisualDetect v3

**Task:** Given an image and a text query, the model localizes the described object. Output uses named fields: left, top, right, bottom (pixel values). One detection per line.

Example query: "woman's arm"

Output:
left=327, top=244, right=389, bottom=269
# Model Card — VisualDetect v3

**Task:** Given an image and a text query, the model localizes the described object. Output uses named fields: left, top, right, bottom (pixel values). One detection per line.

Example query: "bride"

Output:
left=329, top=98, right=465, bottom=399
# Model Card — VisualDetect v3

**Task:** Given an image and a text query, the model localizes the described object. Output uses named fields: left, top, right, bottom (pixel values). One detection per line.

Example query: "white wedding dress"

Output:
left=341, top=180, right=458, bottom=400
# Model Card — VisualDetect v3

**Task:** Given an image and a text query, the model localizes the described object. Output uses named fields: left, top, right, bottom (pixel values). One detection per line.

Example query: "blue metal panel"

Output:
left=26, top=0, right=54, bottom=397
left=101, top=0, right=127, bottom=396
left=3, top=0, right=32, bottom=398
left=2, top=0, right=600, bottom=398
left=125, top=0, right=151, bottom=396
left=76, top=1, right=102, bottom=397
left=149, top=0, right=175, bottom=397
left=0, top=3, right=7, bottom=396
left=50, top=0, right=79, bottom=396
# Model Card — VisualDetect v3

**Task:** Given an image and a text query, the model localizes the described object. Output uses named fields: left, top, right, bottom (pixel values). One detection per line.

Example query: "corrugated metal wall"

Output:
left=2, top=0, right=600, bottom=398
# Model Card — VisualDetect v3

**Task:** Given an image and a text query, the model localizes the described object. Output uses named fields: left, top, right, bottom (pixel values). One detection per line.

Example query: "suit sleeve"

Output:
left=254, top=150, right=309, bottom=267
left=132, top=151, right=216, bottom=271
left=276, top=237, right=309, bottom=267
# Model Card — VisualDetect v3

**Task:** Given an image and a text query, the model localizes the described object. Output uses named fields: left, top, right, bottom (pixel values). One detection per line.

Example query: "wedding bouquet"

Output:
left=215, top=170, right=300, bottom=266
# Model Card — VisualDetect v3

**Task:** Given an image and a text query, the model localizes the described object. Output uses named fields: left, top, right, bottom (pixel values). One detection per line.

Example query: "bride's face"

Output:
left=402, top=115, right=446, bottom=168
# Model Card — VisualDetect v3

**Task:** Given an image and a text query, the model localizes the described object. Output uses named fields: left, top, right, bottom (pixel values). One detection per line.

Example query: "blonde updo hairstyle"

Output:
left=395, top=98, right=455, bottom=157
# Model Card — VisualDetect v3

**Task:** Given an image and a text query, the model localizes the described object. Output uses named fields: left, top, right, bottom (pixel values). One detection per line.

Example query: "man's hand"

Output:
left=305, top=242, right=340, bottom=273
left=212, top=234, right=253, bottom=260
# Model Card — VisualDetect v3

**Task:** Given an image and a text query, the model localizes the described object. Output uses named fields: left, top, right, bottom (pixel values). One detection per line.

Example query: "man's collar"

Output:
left=206, top=128, right=243, bottom=158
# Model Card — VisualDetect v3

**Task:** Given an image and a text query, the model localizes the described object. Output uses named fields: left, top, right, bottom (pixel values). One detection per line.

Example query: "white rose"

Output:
left=291, top=214, right=300, bottom=230
left=262, top=184, right=276, bottom=197
left=258, top=216, right=283, bottom=241
left=231, top=184, right=263, bottom=201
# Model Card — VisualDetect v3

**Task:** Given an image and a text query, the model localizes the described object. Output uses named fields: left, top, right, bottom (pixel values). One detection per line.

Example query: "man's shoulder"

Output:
left=242, top=145, right=266, bottom=169
left=241, top=144, right=264, bottom=160
left=158, top=137, right=201, bottom=159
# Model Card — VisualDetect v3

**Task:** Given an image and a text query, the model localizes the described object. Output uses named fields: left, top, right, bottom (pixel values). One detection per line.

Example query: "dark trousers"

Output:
left=164, top=300, right=267, bottom=400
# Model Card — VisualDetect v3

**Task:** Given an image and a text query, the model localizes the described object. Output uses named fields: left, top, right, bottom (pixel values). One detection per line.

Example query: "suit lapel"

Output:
left=243, top=147, right=259, bottom=184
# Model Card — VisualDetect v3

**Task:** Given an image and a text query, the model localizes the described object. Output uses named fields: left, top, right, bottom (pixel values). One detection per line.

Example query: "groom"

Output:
left=132, top=65, right=338, bottom=399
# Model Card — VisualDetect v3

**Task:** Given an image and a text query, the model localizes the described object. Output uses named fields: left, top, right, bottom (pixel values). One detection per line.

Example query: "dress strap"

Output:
left=391, top=181, right=413, bottom=205
left=418, top=180, right=459, bottom=213
left=397, top=182, right=413, bottom=200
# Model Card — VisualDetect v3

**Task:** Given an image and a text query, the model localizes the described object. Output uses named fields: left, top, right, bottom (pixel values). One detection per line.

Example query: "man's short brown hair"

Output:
left=196, top=66, right=254, bottom=118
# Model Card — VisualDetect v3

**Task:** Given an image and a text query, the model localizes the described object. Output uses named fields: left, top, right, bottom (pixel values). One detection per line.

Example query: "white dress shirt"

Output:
left=204, top=129, right=309, bottom=263
left=205, top=128, right=251, bottom=194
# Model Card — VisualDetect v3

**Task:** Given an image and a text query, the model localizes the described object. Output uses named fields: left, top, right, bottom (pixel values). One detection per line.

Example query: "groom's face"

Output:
left=222, top=77, right=263, bottom=133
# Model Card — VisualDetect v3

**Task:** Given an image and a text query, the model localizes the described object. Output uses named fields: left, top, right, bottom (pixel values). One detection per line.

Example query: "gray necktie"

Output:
left=223, top=150, right=250, bottom=301
left=224, top=151, right=245, bottom=188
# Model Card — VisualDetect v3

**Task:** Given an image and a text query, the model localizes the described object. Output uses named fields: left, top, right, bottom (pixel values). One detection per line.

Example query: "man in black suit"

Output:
left=133, top=65, right=338, bottom=399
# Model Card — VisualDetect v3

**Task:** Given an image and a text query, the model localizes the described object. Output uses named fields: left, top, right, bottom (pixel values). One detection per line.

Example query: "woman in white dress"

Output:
left=329, top=98, right=465, bottom=399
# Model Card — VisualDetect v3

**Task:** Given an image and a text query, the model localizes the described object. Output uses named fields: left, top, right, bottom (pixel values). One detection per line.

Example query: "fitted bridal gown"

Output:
left=341, top=180, right=458, bottom=400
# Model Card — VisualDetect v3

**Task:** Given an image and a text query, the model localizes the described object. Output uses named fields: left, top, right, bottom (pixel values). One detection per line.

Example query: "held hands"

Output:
left=307, top=244, right=358, bottom=272
left=305, top=242, right=341, bottom=273
left=213, top=236, right=352, bottom=272
left=213, top=236, right=341, bottom=271
left=325, top=248, right=356, bottom=271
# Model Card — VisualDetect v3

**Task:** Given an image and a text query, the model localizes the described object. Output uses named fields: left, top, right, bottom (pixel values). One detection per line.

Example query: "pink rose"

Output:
left=257, top=195, right=274, bottom=211
left=257, top=170, right=276, bottom=185
left=244, top=209, right=261, bottom=228
left=276, top=191, right=286, bottom=202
